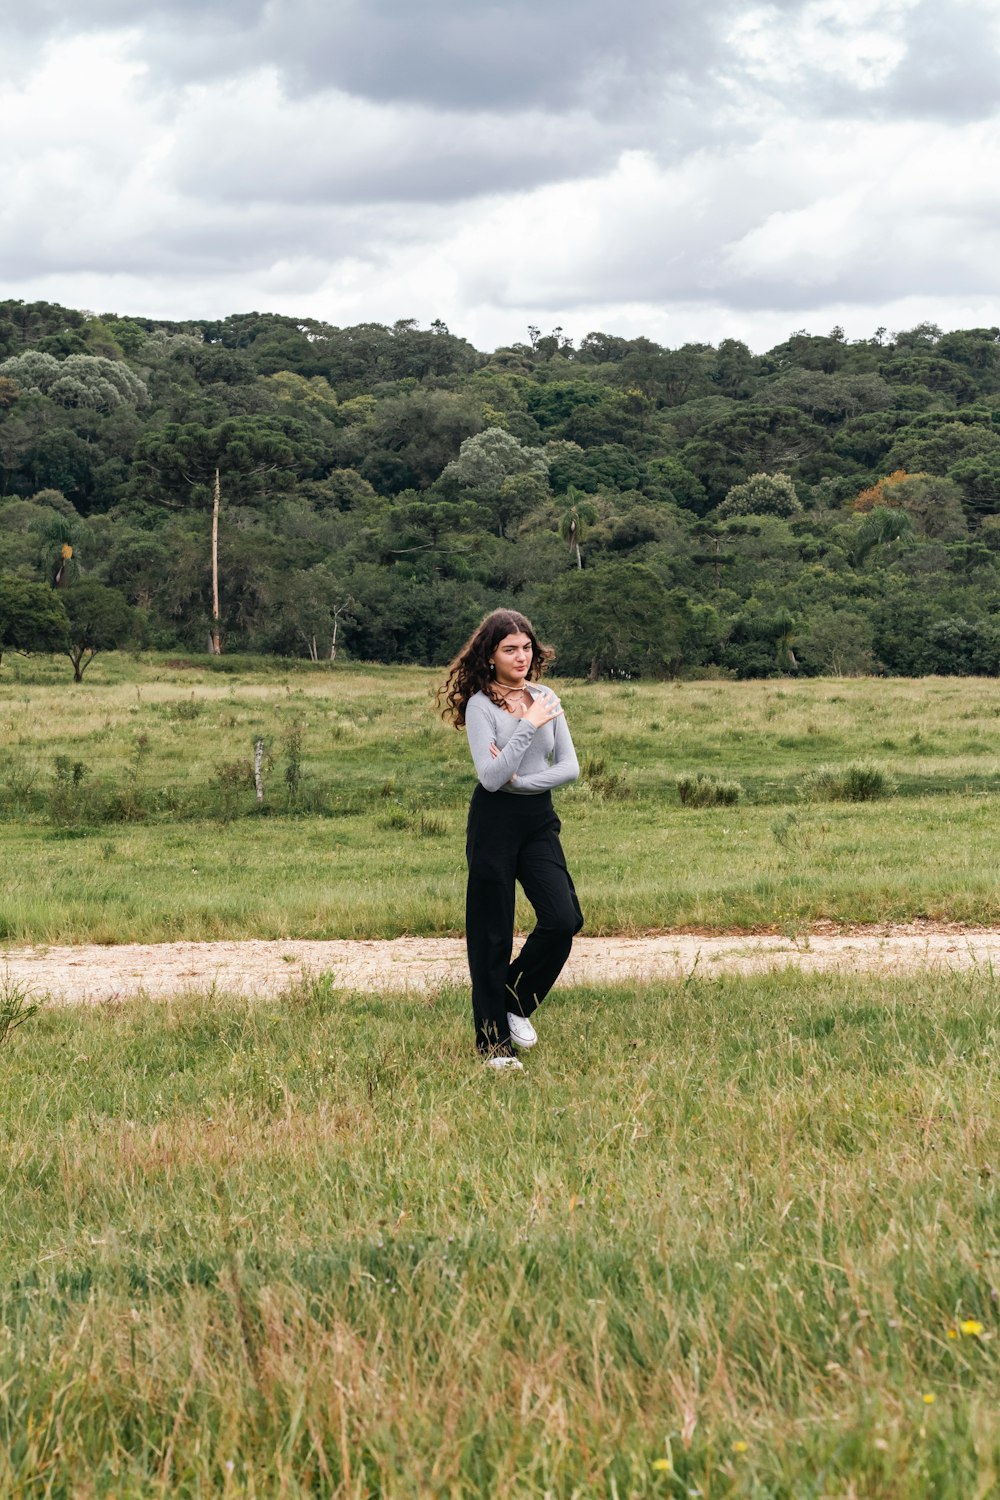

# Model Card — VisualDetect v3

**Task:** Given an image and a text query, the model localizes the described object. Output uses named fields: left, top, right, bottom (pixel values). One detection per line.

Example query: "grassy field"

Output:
left=2, top=968, right=999, bottom=1496
left=3, top=655, right=1000, bottom=943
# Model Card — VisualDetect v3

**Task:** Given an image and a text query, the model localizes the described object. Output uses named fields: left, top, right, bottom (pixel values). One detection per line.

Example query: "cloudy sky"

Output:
left=2, top=0, right=999, bottom=353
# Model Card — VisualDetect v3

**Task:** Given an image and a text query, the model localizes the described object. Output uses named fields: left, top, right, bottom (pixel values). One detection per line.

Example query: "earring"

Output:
left=488, top=660, right=495, bottom=673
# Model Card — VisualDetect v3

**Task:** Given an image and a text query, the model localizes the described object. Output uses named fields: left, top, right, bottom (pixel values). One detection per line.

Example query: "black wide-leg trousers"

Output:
left=465, top=785, right=583, bottom=1054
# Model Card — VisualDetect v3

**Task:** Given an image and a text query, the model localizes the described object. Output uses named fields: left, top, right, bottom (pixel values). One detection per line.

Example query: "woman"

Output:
left=439, top=609, right=583, bottom=1069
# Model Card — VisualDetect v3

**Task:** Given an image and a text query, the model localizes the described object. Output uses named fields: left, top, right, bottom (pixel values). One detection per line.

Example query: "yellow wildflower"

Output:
left=652, top=1457, right=672, bottom=1472
left=960, top=1319, right=984, bottom=1337
left=947, top=1329, right=959, bottom=1339
left=732, top=1440, right=749, bottom=1453
left=922, top=1393, right=936, bottom=1405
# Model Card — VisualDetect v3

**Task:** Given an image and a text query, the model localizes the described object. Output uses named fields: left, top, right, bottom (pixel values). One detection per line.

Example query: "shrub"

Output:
left=284, top=724, right=305, bottom=808
left=215, top=758, right=253, bottom=812
left=172, top=697, right=203, bottom=721
left=0, top=758, right=39, bottom=817
left=677, top=772, right=742, bottom=807
left=48, top=755, right=91, bottom=824
left=801, top=762, right=896, bottom=802
left=580, top=754, right=630, bottom=800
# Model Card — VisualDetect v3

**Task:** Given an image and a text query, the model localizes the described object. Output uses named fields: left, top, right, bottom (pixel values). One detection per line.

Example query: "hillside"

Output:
left=3, top=302, right=1000, bottom=675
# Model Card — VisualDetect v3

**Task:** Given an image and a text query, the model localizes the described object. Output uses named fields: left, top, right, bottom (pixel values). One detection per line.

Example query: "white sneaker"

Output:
left=507, top=1013, right=538, bottom=1049
left=485, top=1055, right=523, bottom=1071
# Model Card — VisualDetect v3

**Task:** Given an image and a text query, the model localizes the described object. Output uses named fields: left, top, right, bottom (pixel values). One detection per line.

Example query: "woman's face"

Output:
left=491, top=632, right=533, bottom=686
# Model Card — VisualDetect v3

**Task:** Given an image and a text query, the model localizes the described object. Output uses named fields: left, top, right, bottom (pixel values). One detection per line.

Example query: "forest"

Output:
left=2, top=299, right=1000, bottom=677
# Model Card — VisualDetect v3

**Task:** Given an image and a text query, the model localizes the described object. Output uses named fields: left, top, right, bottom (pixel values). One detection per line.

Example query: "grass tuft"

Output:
left=676, top=770, right=743, bottom=806
left=0, top=972, right=41, bottom=1047
left=580, top=754, right=631, bottom=800
left=801, top=760, right=897, bottom=802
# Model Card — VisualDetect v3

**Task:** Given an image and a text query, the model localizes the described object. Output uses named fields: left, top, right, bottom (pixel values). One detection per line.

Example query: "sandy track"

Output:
left=2, top=924, right=999, bottom=1005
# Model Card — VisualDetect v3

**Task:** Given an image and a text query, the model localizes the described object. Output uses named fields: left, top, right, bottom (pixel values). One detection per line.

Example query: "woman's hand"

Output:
left=524, top=688, right=564, bottom=729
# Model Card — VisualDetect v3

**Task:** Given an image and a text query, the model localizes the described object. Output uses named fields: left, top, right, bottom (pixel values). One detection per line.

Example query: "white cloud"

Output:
left=1, top=3, right=999, bottom=353
left=726, top=0, right=914, bottom=94
left=165, top=74, right=619, bottom=205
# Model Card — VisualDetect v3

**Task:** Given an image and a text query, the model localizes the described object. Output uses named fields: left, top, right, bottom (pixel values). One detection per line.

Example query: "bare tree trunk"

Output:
left=209, top=467, right=222, bottom=655
left=330, top=602, right=348, bottom=661
left=254, top=738, right=265, bottom=804
left=575, top=542, right=582, bottom=570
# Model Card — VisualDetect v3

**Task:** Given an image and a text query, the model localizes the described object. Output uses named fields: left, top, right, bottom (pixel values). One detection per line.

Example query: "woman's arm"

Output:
left=506, top=713, right=580, bottom=792
left=465, top=696, right=537, bottom=792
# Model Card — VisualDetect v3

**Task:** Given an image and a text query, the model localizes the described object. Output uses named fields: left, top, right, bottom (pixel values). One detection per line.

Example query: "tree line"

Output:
left=3, top=300, right=1000, bottom=677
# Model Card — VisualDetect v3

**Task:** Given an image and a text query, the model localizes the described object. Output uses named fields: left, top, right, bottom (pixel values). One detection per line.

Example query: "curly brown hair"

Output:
left=437, top=609, right=554, bottom=727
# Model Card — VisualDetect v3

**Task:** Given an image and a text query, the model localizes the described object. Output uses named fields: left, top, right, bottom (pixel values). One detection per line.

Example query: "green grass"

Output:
left=3, top=968, right=1000, bottom=1495
left=4, top=655, right=1000, bottom=941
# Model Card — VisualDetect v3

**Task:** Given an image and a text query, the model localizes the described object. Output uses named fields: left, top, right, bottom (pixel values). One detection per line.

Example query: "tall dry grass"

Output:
left=2, top=967, right=999, bottom=1494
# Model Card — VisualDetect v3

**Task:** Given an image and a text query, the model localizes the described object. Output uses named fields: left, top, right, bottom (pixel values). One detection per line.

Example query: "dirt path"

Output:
left=3, top=923, right=999, bottom=1005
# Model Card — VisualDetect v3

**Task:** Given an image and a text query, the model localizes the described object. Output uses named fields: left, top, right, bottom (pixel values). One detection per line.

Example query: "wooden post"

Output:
left=254, top=738, right=265, bottom=804
left=209, top=466, right=222, bottom=655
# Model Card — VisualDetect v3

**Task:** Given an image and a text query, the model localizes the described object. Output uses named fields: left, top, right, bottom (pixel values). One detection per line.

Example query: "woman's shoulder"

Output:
left=466, top=691, right=496, bottom=716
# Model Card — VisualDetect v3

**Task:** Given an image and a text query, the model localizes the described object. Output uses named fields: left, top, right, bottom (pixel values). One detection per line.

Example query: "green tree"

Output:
left=881, top=355, right=978, bottom=402
left=133, top=418, right=304, bottom=652
left=383, top=493, right=488, bottom=572
left=849, top=506, right=914, bottom=567
left=644, top=456, right=707, bottom=512
left=888, top=418, right=1000, bottom=477
left=101, top=527, right=174, bottom=610
left=948, top=455, right=1000, bottom=519
left=0, top=574, right=68, bottom=670
left=721, top=607, right=802, bottom=678
left=617, top=340, right=714, bottom=405
left=525, top=380, right=607, bottom=431
left=544, top=562, right=707, bottom=678
left=439, top=426, right=549, bottom=536
left=61, top=581, right=134, bottom=681
left=683, top=407, right=825, bottom=506
left=274, top=566, right=356, bottom=661
left=797, top=608, right=876, bottom=677
left=716, top=472, right=802, bottom=519
left=921, top=617, right=1000, bottom=675
left=545, top=441, right=645, bottom=495
left=0, top=351, right=148, bottom=411
left=885, top=474, right=968, bottom=541
left=753, top=370, right=894, bottom=423
left=711, top=338, right=756, bottom=398
left=361, top=389, right=482, bottom=493
left=557, top=488, right=597, bottom=569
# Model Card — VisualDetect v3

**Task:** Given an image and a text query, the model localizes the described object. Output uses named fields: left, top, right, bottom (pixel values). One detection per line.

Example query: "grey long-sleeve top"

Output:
left=465, top=686, right=580, bottom=795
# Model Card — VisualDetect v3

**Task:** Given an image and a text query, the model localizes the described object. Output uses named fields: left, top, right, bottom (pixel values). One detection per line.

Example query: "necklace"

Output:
left=491, top=681, right=531, bottom=715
